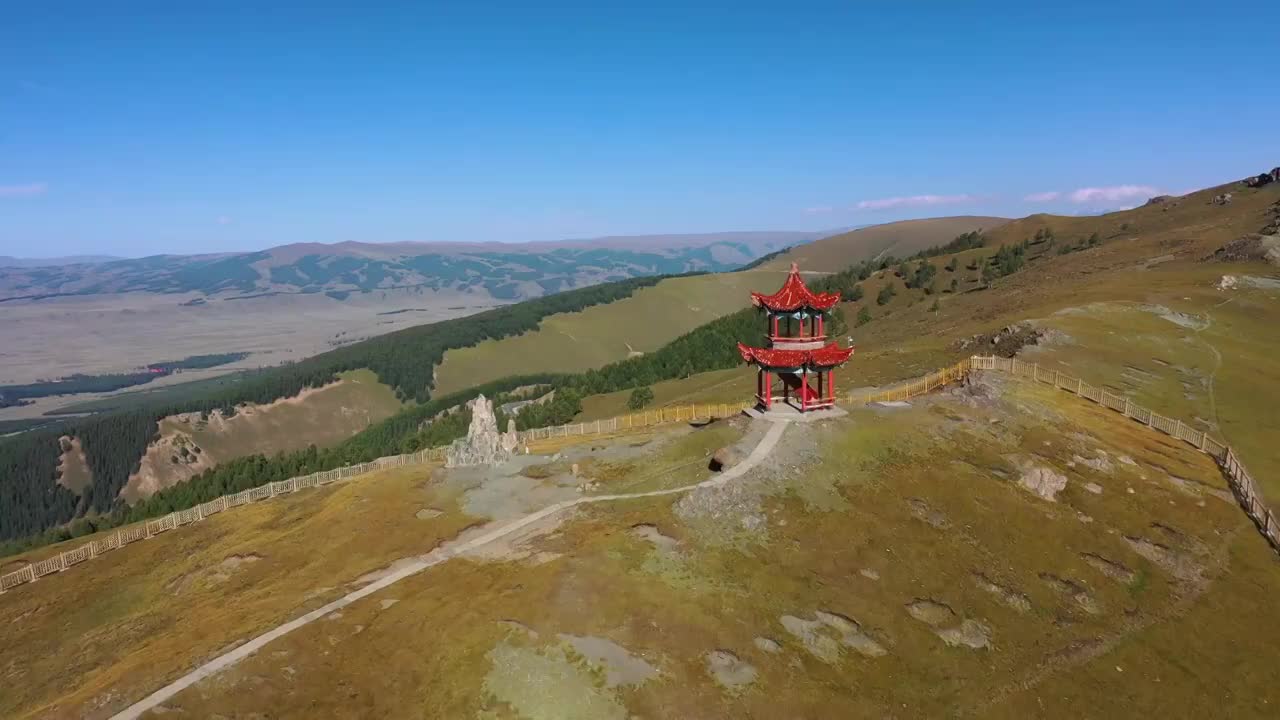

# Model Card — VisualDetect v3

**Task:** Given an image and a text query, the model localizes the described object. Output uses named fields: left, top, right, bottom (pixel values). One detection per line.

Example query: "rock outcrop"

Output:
left=446, top=394, right=513, bottom=467
left=1243, top=168, right=1279, bottom=188
left=1018, top=464, right=1068, bottom=502
left=1208, top=234, right=1280, bottom=267
left=501, top=418, right=519, bottom=453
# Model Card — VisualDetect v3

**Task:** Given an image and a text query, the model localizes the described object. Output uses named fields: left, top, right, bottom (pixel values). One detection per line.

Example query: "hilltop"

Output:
left=7, top=367, right=1280, bottom=718
left=759, top=215, right=1009, bottom=271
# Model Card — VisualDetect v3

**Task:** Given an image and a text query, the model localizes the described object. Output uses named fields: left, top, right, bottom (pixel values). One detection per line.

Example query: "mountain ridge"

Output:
left=0, top=230, right=832, bottom=303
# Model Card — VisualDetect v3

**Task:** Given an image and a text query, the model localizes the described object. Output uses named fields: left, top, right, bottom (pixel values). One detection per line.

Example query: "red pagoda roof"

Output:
left=750, top=263, right=841, bottom=312
left=737, top=341, right=855, bottom=369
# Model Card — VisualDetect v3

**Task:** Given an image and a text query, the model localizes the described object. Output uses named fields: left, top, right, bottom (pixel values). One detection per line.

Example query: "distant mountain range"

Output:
left=0, top=231, right=833, bottom=304
left=0, top=255, right=123, bottom=268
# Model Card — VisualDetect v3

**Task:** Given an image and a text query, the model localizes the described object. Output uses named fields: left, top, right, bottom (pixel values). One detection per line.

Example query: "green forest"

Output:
left=0, top=352, right=251, bottom=409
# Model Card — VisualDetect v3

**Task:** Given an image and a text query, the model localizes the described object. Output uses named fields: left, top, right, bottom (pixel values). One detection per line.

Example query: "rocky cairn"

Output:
left=446, top=394, right=519, bottom=467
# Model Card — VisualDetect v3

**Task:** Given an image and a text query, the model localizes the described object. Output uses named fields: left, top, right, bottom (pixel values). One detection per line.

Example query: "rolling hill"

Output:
left=760, top=215, right=1009, bottom=271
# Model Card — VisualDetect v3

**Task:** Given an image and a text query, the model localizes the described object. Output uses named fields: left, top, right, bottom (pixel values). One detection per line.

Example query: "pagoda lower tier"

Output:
left=737, top=341, right=855, bottom=411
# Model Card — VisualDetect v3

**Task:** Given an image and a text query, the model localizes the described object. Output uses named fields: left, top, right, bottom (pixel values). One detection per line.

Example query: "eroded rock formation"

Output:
left=446, top=394, right=513, bottom=467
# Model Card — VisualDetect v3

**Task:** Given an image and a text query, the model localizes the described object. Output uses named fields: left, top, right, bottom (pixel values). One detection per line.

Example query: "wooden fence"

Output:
left=0, top=399, right=762, bottom=595
left=0, top=361, right=979, bottom=597
left=971, top=355, right=1279, bottom=553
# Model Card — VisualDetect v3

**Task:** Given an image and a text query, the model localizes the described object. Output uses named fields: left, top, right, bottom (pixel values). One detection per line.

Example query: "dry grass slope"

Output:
left=762, top=215, right=1009, bottom=271
left=432, top=271, right=788, bottom=396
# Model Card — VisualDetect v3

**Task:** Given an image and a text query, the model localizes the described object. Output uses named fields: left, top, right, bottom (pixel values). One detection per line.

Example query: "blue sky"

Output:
left=2, top=2, right=1277, bottom=257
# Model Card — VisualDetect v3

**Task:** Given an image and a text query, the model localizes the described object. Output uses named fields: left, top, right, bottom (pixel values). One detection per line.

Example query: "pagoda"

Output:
left=737, top=263, right=854, bottom=412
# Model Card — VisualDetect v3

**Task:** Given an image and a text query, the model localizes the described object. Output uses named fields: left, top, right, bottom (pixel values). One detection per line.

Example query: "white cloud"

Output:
left=853, top=194, right=978, bottom=211
left=1068, top=185, right=1160, bottom=204
left=0, top=182, right=47, bottom=198
left=802, top=205, right=834, bottom=215
left=1024, top=191, right=1060, bottom=202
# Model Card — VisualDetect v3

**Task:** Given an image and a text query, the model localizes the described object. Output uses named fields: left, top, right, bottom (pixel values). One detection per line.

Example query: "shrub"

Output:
left=856, top=306, right=872, bottom=326
left=627, top=386, right=655, bottom=410
left=876, top=283, right=897, bottom=306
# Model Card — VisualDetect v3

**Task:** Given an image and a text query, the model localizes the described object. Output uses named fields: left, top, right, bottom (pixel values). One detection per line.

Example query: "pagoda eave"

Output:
left=736, top=341, right=855, bottom=369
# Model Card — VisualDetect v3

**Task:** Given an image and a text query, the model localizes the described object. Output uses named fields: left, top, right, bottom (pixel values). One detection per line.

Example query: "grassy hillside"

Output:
left=433, top=271, right=788, bottom=396
left=621, top=181, right=1280, bottom=496
left=761, top=215, right=1009, bottom=271
left=9, top=374, right=1280, bottom=717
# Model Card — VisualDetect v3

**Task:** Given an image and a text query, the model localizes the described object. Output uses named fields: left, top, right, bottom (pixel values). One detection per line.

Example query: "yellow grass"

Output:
left=0, top=464, right=474, bottom=719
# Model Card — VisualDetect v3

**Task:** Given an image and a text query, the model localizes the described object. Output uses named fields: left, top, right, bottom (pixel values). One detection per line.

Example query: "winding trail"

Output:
left=111, top=420, right=788, bottom=720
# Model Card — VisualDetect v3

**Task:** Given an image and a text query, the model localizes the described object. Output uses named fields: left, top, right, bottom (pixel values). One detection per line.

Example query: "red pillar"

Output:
left=817, top=314, right=824, bottom=338
left=772, top=315, right=778, bottom=338
left=801, top=373, right=808, bottom=411
left=765, top=372, right=772, bottom=408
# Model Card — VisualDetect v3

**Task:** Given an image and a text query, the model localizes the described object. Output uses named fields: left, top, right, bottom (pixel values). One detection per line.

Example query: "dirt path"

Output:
left=110, top=420, right=788, bottom=720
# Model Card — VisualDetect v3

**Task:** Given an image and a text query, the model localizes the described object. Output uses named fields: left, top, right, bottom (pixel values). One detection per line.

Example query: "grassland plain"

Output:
left=35, top=376, right=1280, bottom=719
left=432, top=271, right=789, bottom=396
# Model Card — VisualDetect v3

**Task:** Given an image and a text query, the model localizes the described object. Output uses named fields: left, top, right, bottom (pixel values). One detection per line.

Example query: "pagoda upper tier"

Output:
left=736, top=341, right=854, bottom=369
left=750, top=263, right=841, bottom=312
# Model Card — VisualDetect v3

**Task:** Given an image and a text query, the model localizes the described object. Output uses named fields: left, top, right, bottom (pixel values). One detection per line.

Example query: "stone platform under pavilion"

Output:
left=743, top=401, right=848, bottom=423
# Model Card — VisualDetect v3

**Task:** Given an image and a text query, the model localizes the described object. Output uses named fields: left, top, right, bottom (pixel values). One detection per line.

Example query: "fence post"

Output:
left=1175, top=419, right=1186, bottom=441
